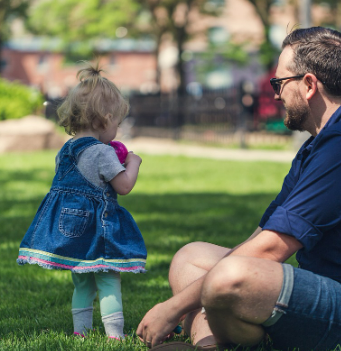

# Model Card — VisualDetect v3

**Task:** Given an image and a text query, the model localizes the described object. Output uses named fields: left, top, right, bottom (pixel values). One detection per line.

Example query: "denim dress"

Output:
left=17, top=137, right=147, bottom=273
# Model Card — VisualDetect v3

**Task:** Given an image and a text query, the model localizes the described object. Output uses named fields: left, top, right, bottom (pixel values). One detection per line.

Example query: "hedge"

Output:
left=0, top=79, right=44, bottom=120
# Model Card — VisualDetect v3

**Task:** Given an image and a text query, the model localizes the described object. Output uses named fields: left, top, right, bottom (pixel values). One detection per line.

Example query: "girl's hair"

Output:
left=57, top=62, right=129, bottom=135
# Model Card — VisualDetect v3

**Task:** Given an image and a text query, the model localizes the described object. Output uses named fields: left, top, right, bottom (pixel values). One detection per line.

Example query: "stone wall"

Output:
left=0, top=115, right=65, bottom=153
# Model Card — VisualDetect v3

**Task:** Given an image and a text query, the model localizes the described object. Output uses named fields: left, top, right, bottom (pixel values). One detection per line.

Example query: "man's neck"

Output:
left=308, top=99, right=341, bottom=136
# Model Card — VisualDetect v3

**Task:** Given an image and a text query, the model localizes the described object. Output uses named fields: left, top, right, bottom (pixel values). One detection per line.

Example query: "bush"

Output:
left=0, top=79, right=44, bottom=120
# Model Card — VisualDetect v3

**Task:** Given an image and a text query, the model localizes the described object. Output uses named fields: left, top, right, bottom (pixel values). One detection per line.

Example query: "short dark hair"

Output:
left=282, top=26, right=341, bottom=96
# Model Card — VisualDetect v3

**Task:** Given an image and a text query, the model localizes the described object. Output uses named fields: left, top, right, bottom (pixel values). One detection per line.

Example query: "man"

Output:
left=137, top=27, right=341, bottom=351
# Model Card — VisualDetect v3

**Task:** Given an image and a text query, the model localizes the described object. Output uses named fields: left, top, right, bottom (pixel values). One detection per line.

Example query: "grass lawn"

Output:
left=0, top=150, right=298, bottom=350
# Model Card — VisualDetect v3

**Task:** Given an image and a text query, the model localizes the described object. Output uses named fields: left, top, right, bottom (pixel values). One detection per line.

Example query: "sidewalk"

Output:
left=0, top=117, right=297, bottom=162
left=124, top=137, right=296, bottom=163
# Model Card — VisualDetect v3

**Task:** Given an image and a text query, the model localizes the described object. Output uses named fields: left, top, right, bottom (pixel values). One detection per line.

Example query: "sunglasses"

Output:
left=270, top=75, right=305, bottom=95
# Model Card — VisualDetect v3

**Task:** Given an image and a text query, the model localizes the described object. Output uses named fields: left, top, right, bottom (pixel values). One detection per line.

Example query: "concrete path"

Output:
left=124, top=137, right=296, bottom=163
left=0, top=116, right=297, bottom=163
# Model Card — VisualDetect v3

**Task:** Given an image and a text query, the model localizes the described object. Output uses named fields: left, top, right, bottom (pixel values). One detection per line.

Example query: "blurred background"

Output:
left=0, top=0, right=337, bottom=150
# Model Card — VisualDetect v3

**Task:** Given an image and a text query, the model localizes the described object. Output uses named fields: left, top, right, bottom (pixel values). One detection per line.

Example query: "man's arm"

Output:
left=137, top=229, right=302, bottom=346
left=223, top=226, right=262, bottom=257
left=231, top=229, right=303, bottom=261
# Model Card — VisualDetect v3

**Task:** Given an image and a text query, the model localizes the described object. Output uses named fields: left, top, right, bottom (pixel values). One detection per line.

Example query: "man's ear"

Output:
left=304, top=74, right=318, bottom=100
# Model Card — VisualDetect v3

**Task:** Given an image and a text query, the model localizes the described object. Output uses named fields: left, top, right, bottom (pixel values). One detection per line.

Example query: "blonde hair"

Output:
left=57, top=62, right=129, bottom=135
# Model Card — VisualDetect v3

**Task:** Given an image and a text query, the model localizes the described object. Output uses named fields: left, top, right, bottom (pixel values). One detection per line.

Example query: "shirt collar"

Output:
left=298, top=105, right=341, bottom=156
left=320, top=105, right=341, bottom=130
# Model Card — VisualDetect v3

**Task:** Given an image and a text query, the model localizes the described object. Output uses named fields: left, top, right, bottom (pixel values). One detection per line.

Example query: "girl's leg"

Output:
left=95, top=271, right=124, bottom=338
left=71, top=272, right=97, bottom=335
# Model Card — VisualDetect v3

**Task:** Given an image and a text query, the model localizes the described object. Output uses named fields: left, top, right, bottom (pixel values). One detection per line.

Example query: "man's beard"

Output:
left=283, top=98, right=310, bottom=132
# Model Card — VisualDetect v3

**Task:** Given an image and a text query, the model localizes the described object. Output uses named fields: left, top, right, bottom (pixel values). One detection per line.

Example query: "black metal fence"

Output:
left=127, top=87, right=287, bottom=141
left=45, top=87, right=289, bottom=146
left=130, top=88, right=242, bottom=131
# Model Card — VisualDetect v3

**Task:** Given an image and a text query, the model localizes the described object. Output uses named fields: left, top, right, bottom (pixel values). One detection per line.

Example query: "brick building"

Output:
left=1, top=38, right=158, bottom=98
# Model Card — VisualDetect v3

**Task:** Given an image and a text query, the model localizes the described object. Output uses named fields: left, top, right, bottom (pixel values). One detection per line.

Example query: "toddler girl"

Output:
left=17, top=63, right=147, bottom=339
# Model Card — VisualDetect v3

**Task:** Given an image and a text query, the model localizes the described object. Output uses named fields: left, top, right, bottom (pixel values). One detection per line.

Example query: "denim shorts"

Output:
left=263, top=264, right=341, bottom=351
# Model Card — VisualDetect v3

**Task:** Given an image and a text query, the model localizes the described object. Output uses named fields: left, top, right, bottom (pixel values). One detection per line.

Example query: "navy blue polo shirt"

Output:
left=259, top=106, right=341, bottom=283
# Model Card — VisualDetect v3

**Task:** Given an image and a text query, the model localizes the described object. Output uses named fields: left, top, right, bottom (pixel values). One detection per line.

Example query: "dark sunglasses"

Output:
left=270, top=75, right=305, bottom=95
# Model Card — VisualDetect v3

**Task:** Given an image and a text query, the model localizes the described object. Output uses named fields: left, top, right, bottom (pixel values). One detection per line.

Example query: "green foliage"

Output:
left=135, top=0, right=226, bottom=91
left=194, top=41, right=249, bottom=85
left=259, top=40, right=280, bottom=70
left=0, top=150, right=299, bottom=350
left=0, top=79, right=43, bottom=120
left=312, top=0, right=338, bottom=7
left=0, top=0, right=29, bottom=43
left=244, top=0, right=278, bottom=70
left=198, top=41, right=249, bottom=67
left=25, top=0, right=226, bottom=91
left=26, top=0, right=139, bottom=56
left=136, top=0, right=224, bottom=38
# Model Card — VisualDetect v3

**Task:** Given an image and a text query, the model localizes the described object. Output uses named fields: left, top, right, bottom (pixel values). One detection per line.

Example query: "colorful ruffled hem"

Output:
left=17, top=248, right=146, bottom=274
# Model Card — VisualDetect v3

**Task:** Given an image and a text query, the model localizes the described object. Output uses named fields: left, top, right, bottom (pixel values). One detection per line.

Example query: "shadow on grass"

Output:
left=0, top=185, right=277, bottom=338
left=0, top=162, right=282, bottom=342
left=0, top=167, right=54, bottom=185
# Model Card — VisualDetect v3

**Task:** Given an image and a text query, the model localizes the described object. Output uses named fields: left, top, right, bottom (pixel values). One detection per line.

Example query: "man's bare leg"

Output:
left=201, top=255, right=283, bottom=346
left=168, top=241, right=230, bottom=346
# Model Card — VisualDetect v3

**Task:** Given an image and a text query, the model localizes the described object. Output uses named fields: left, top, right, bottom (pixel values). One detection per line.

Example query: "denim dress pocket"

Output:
left=59, top=207, right=90, bottom=238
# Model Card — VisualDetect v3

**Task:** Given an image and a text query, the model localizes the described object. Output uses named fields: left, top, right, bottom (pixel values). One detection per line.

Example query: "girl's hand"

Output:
left=124, top=151, right=142, bottom=166
left=110, top=151, right=141, bottom=195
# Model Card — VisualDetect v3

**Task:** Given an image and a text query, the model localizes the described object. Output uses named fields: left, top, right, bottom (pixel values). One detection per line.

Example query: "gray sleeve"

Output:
left=77, top=144, right=125, bottom=188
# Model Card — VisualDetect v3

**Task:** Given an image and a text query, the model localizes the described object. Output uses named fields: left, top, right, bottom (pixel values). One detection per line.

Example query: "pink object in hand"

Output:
left=109, top=140, right=129, bottom=164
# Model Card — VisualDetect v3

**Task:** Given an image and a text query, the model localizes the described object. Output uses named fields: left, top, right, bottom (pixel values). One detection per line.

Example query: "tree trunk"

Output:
left=154, top=33, right=162, bottom=91
left=0, top=5, right=5, bottom=77
left=175, top=26, right=186, bottom=95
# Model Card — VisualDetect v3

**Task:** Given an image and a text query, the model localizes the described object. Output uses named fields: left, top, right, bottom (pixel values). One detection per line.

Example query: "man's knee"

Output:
left=169, top=242, right=231, bottom=294
left=172, top=241, right=205, bottom=263
left=201, top=256, right=254, bottom=309
left=170, top=241, right=229, bottom=274
left=169, top=242, right=204, bottom=275
left=169, top=242, right=204, bottom=288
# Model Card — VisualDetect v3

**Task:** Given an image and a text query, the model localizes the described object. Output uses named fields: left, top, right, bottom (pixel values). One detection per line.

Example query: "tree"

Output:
left=247, top=0, right=341, bottom=70
left=26, top=0, right=139, bottom=59
left=311, top=0, right=341, bottom=29
left=27, top=0, right=227, bottom=94
left=0, top=0, right=29, bottom=74
left=135, top=0, right=225, bottom=94
left=245, top=0, right=279, bottom=70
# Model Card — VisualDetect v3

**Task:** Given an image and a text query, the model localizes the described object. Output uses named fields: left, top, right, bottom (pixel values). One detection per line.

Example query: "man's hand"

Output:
left=137, top=301, right=181, bottom=348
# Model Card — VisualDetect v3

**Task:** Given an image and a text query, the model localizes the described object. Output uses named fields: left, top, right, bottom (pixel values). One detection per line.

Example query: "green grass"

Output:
left=0, top=150, right=296, bottom=350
